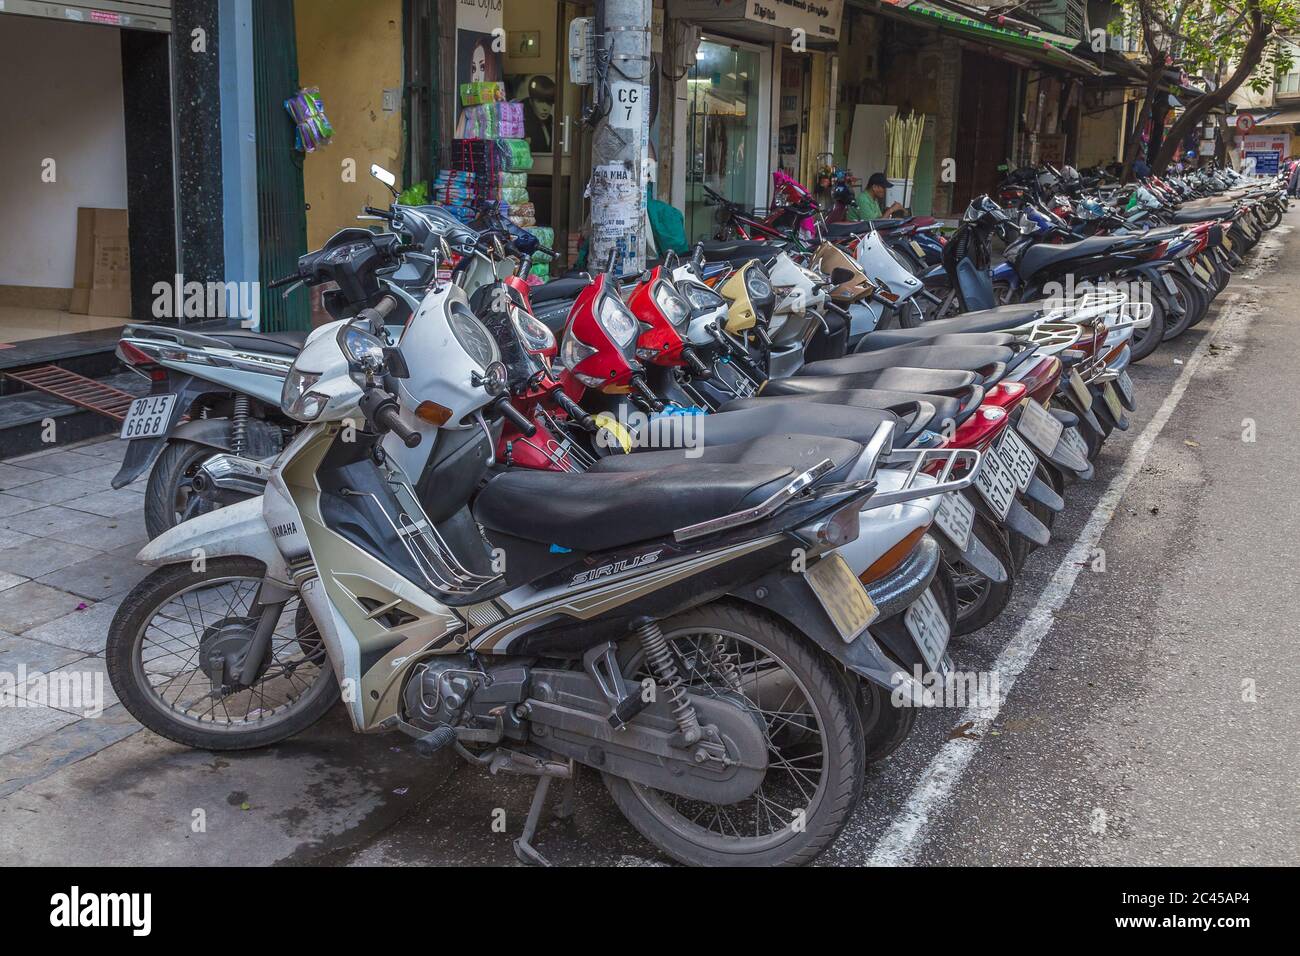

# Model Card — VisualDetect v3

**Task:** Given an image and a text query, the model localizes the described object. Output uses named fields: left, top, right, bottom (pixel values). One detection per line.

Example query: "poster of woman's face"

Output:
left=507, top=73, right=556, bottom=155
left=457, top=30, right=501, bottom=85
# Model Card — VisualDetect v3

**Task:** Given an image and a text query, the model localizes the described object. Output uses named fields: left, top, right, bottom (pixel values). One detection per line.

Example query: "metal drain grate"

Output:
left=3, top=365, right=137, bottom=422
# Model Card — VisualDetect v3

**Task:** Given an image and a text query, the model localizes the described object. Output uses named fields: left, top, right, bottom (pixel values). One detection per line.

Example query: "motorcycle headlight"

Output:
left=745, top=269, right=772, bottom=300
left=597, top=293, right=638, bottom=348
left=559, top=333, right=601, bottom=386
left=652, top=280, right=691, bottom=329
left=682, top=282, right=725, bottom=313
left=281, top=368, right=326, bottom=421
left=511, top=306, right=555, bottom=354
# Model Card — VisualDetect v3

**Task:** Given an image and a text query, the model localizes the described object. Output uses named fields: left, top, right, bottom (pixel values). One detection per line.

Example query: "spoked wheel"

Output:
left=605, top=602, right=864, bottom=867
left=1262, top=204, right=1283, bottom=230
left=948, top=514, right=1015, bottom=636
left=106, top=557, right=340, bottom=750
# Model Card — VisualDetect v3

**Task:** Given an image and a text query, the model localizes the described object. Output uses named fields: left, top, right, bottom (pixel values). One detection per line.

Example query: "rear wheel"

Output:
left=949, top=513, right=1015, bottom=636
left=144, top=440, right=226, bottom=539
left=605, top=602, right=864, bottom=867
left=1127, top=293, right=1166, bottom=363
left=1161, top=271, right=1205, bottom=340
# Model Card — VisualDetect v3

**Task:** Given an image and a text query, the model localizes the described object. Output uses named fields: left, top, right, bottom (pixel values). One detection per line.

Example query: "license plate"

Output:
left=1161, top=272, right=1179, bottom=295
left=973, top=447, right=1017, bottom=520
left=998, top=426, right=1038, bottom=493
left=1223, top=234, right=1234, bottom=252
left=120, top=394, right=177, bottom=440
left=1058, top=425, right=1090, bottom=463
left=1068, top=368, right=1093, bottom=410
left=1102, top=382, right=1124, bottom=420
left=1116, top=370, right=1134, bottom=405
left=904, top=587, right=950, bottom=675
left=1017, top=399, right=1064, bottom=457
left=933, top=491, right=974, bottom=551
left=910, top=240, right=926, bottom=260
left=1193, top=259, right=1213, bottom=282
left=805, top=553, right=879, bottom=644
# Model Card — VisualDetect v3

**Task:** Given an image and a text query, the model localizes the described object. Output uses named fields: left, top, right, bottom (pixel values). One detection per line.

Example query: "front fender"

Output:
left=136, top=495, right=290, bottom=583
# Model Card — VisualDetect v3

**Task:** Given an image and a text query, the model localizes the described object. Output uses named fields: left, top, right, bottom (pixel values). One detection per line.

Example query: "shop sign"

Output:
left=668, top=0, right=845, bottom=42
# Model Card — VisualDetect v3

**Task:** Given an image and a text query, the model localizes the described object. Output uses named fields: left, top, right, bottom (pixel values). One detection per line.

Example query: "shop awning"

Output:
left=875, top=0, right=1103, bottom=76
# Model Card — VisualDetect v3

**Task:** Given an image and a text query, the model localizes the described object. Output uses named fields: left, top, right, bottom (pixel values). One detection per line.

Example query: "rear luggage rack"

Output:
left=870, top=446, right=980, bottom=509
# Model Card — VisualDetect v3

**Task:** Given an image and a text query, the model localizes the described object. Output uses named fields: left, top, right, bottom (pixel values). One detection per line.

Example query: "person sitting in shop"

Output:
left=856, top=172, right=905, bottom=220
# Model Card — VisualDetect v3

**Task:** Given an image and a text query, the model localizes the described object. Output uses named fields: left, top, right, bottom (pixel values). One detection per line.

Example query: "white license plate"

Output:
left=1016, top=399, right=1064, bottom=457
left=933, top=491, right=974, bottom=551
left=1102, top=382, right=1124, bottom=420
left=998, top=426, right=1038, bottom=493
left=973, top=447, right=1017, bottom=520
left=1161, top=272, right=1179, bottom=296
left=1116, top=370, right=1134, bottom=406
left=120, top=394, right=177, bottom=440
left=910, top=240, right=926, bottom=260
left=1058, top=425, right=1090, bottom=463
left=1068, top=368, right=1093, bottom=411
left=904, top=587, right=950, bottom=675
left=805, top=553, right=879, bottom=644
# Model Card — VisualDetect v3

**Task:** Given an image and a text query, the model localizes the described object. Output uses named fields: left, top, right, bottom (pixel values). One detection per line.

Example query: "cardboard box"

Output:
left=70, top=208, right=130, bottom=317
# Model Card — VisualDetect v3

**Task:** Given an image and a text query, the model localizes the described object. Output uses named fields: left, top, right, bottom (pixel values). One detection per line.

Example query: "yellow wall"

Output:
left=295, top=0, right=405, bottom=248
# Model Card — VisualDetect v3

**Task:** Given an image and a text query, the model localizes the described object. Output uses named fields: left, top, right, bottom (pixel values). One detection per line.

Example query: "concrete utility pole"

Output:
left=588, top=0, right=652, bottom=276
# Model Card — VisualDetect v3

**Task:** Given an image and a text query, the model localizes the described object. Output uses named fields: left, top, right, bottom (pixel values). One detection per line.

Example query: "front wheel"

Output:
left=604, top=601, right=864, bottom=867
left=106, top=558, right=340, bottom=751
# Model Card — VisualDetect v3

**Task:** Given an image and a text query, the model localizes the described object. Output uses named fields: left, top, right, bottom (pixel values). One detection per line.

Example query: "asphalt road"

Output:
left=5, top=210, right=1296, bottom=868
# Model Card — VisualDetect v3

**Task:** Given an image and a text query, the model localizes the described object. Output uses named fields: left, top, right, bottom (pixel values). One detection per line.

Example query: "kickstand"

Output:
left=554, top=760, right=578, bottom=820
left=513, top=776, right=553, bottom=866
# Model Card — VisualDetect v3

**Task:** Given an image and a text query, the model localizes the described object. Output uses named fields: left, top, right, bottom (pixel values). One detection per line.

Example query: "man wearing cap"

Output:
left=856, top=172, right=905, bottom=220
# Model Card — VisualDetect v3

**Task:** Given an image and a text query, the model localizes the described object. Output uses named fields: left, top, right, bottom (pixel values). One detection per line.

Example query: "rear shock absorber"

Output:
left=230, top=394, right=250, bottom=456
left=633, top=618, right=702, bottom=745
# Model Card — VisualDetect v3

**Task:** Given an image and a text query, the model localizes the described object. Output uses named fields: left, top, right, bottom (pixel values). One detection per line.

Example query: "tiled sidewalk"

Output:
left=0, top=436, right=150, bottom=795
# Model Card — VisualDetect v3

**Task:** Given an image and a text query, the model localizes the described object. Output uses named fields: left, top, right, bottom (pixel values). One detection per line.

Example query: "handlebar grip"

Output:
left=268, top=273, right=300, bottom=289
left=681, top=348, right=713, bottom=379
left=629, top=376, right=664, bottom=412
left=363, top=206, right=395, bottom=220
left=553, top=389, right=595, bottom=431
left=374, top=403, right=422, bottom=448
left=493, top=396, right=537, bottom=437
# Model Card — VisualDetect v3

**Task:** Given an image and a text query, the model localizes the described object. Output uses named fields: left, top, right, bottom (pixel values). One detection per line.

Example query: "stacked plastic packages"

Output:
left=438, top=84, right=539, bottom=230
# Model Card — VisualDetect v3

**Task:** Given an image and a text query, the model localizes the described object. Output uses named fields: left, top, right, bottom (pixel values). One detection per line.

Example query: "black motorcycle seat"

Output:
left=823, top=221, right=872, bottom=238
left=696, top=239, right=786, bottom=262
left=474, top=435, right=857, bottom=552
left=208, top=329, right=309, bottom=356
left=853, top=302, right=1042, bottom=353
left=761, top=366, right=980, bottom=398
left=723, top=390, right=959, bottom=443
left=1017, top=234, right=1138, bottom=280
left=798, top=344, right=1013, bottom=377
left=1171, top=204, right=1233, bottom=223
left=621, top=403, right=899, bottom=455
left=530, top=275, right=593, bottom=304
left=854, top=330, right=1017, bottom=353
left=593, top=432, right=864, bottom=486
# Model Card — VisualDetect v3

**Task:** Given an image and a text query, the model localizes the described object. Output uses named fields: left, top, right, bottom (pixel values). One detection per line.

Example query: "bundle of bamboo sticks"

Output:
left=885, top=111, right=926, bottom=182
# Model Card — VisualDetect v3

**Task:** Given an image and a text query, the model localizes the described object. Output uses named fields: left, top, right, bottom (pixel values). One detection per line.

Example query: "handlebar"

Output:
left=681, top=347, right=714, bottom=379
left=363, top=206, right=396, bottom=221
left=492, top=395, right=537, bottom=437
left=373, top=402, right=422, bottom=448
left=552, top=389, right=596, bottom=431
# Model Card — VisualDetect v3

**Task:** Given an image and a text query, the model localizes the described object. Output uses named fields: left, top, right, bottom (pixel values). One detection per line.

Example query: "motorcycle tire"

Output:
left=1262, top=204, right=1283, bottom=230
left=144, top=440, right=228, bottom=539
left=1162, top=271, right=1206, bottom=340
left=604, top=601, right=865, bottom=867
left=1127, top=292, right=1167, bottom=364
left=949, top=514, right=1015, bottom=637
left=106, top=557, right=341, bottom=751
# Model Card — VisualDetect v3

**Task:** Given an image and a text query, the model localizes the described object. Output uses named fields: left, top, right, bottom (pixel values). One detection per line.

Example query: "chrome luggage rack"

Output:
left=869, top=446, right=981, bottom=510
left=352, top=478, right=501, bottom=596
left=523, top=407, right=599, bottom=473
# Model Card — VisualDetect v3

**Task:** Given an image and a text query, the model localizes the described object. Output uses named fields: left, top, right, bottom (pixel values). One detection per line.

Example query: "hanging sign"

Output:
left=667, top=0, right=845, bottom=42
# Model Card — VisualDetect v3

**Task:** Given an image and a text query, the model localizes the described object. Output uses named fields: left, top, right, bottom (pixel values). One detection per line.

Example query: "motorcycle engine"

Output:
left=402, top=657, right=530, bottom=742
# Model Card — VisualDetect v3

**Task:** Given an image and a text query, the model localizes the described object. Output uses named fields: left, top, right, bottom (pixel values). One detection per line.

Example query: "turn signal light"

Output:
left=415, top=401, right=453, bottom=426
left=860, top=525, right=928, bottom=585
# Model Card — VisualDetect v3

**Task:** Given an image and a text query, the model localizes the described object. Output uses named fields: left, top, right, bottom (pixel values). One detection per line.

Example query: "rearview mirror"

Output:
left=371, top=164, right=397, bottom=187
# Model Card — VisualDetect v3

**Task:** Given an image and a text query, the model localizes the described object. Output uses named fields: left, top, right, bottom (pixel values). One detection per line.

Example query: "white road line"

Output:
left=866, top=289, right=1254, bottom=866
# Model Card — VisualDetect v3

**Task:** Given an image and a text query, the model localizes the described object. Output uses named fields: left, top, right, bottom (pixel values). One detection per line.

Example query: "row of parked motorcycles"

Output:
left=103, top=160, right=1288, bottom=866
